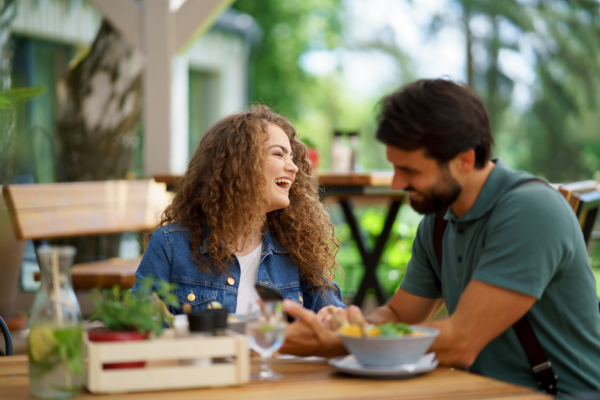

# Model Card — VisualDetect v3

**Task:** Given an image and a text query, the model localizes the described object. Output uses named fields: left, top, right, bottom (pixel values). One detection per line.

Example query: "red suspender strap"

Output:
left=432, top=178, right=558, bottom=394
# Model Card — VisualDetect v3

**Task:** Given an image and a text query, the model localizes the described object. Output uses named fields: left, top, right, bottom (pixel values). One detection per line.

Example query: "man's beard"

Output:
left=408, top=174, right=462, bottom=215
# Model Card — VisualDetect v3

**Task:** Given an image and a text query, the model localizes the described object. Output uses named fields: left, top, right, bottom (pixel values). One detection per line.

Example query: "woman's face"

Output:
left=263, top=123, right=299, bottom=213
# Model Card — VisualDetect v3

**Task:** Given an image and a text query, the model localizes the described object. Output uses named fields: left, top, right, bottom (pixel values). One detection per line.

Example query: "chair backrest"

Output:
left=0, top=316, right=12, bottom=356
left=558, top=180, right=600, bottom=245
left=2, top=180, right=173, bottom=240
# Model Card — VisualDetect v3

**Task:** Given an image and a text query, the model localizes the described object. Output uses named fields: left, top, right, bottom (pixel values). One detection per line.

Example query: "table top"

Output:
left=0, top=355, right=551, bottom=400
left=154, top=171, right=395, bottom=188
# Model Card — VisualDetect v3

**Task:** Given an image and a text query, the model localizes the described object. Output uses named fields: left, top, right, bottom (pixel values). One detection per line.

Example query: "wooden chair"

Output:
left=2, top=180, right=173, bottom=290
left=558, top=180, right=600, bottom=245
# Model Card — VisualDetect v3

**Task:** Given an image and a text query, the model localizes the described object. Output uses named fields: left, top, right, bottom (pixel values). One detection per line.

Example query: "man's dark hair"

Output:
left=376, top=78, right=493, bottom=168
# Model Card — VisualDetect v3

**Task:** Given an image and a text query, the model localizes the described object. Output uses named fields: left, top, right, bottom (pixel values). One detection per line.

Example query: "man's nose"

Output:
left=391, top=173, right=408, bottom=191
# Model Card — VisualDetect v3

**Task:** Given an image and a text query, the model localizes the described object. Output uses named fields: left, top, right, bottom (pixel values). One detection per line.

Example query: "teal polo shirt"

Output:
left=401, top=159, right=600, bottom=393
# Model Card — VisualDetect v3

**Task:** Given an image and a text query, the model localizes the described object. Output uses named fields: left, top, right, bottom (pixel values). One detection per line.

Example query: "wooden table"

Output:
left=154, top=172, right=404, bottom=308
left=0, top=355, right=552, bottom=400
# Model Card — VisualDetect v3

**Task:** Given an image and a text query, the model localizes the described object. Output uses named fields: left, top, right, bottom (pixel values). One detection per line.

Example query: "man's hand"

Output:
left=280, top=300, right=348, bottom=358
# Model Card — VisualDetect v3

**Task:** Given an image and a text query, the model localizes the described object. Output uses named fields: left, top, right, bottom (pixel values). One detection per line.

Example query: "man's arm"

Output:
left=423, top=279, right=536, bottom=368
left=368, top=288, right=444, bottom=324
left=280, top=288, right=443, bottom=357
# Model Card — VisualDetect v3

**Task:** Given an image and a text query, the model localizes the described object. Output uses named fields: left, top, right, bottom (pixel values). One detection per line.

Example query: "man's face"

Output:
left=386, top=145, right=462, bottom=214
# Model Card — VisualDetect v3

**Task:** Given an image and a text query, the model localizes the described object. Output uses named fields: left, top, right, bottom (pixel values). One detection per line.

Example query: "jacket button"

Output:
left=298, top=293, right=303, bottom=303
left=227, top=277, right=235, bottom=285
left=187, top=291, right=196, bottom=302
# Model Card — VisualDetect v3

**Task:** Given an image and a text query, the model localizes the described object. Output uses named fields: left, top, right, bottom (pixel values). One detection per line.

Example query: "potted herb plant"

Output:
left=302, top=137, right=320, bottom=171
left=88, top=278, right=178, bottom=369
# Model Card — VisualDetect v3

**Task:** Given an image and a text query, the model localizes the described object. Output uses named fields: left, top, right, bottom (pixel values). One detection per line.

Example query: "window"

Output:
left=188, top=69, right=220, bottom=154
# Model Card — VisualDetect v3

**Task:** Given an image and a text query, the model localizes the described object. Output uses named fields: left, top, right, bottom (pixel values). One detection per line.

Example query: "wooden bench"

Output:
left=2, top=180, right=173, bottom=290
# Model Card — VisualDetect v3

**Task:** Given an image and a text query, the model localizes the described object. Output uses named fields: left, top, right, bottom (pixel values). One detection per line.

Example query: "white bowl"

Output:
left=339, top=326, right=439, bottom=367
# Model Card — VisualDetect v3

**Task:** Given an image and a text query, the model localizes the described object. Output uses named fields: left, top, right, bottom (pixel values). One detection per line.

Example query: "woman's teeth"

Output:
left=275, top=178, right=292, bottom=189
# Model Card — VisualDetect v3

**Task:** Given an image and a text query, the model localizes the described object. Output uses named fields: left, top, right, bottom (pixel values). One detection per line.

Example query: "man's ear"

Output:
left=453, top=149, right=476, bottom=174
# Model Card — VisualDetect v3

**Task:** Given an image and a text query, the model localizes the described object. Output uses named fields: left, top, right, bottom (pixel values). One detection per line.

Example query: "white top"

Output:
left=235, top=242, right=263, bottom=314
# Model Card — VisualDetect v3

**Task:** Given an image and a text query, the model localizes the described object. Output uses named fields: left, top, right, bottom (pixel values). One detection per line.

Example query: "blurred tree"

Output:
left=232, top=0, right=344, bottom=120
left=53, top=21, right=144, bottom=261
left=435, top=0, right=600, bottom=182
left=55, top=21, right=144, bottom=182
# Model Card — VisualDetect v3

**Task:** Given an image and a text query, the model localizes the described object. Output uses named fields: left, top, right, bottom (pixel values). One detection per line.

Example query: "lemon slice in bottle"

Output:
left=29, top=326, right=59, bottom=362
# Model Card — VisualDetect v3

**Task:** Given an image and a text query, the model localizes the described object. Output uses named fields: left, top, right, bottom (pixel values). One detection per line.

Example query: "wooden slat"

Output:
left=70, top=256, right=142, bottom=290
left=2, top=180, right=173, bottom=240
left=34, top=257, right=142, bottom=290
left=317, top=172, right=394, bottom=187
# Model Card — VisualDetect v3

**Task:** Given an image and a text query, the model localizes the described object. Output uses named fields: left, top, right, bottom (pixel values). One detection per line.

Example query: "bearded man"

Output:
left=281, top=78, right=600, bottom=395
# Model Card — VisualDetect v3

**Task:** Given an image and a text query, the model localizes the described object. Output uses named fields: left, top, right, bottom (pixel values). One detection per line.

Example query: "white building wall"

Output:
left=186, top=30, right=248, bottom=117
left=12, top=0, right=102, bottom=47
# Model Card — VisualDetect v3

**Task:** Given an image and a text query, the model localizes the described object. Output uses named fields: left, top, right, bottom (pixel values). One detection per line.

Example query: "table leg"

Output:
left=339, top=198, right=402, bottom=307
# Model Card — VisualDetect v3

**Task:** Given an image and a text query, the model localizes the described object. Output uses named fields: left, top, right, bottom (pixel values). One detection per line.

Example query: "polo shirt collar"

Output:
left=445, top=158, right=535, bottom=223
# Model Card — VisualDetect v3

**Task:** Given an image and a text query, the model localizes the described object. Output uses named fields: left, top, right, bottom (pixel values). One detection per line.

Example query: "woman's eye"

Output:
left=274, top=152, right=284, bottom=157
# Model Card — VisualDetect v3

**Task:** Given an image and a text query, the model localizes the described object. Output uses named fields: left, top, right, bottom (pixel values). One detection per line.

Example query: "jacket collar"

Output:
left=198, top=224, right=288, bottom=255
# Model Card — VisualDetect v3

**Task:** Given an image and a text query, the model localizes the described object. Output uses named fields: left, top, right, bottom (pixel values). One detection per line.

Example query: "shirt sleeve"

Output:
left=302, top=281, right=347, bottom=311
left=131, top=229, right=172, bottom=294
left=472, top=185, right=576, bottom=299
left=400, top=216, right=443, bottom=299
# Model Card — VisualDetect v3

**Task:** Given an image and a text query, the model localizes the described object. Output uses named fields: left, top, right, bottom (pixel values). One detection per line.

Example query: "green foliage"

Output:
left=437, top=0, right=600, bottom=182
left=378, top=322, right=412, bottom=337
left=0, top=85, right=46, bottom=109
left=232, top=0, right=343, bottom=119
left=335, top=204, right=421, bottom=298
left=28, top=325, right=83, bottom=381
left=0, top=85, right=46, bottom=184
left=302, top=136, right=318, bottom=149
left=89, top=278, right=178, bottom=336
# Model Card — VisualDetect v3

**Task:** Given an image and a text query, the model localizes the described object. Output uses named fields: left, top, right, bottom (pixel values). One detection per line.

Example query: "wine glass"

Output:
left=246, top=300, right=286, bottom=380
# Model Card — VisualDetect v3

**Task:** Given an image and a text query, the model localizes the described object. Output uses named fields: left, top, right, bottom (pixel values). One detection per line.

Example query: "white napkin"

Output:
left=339, top=352, right=436, bottom=372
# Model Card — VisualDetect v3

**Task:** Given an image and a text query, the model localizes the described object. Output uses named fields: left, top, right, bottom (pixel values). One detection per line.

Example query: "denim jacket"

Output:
left=132, top=223, right=345, bottom=314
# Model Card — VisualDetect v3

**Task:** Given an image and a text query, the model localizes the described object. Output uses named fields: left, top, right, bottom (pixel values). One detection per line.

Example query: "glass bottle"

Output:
left=331, top=130, right=352, bottom=172
left=348, top=131, right=362, bottom=172
left=28, top=245, right=83, bottom=399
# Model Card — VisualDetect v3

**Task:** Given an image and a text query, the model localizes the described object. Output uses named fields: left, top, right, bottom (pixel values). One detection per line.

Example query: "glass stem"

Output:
left=261, top=354, right=271, bottom=375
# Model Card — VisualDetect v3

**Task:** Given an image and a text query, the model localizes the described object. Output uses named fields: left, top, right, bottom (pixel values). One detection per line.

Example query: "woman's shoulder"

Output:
left=155, top=221, right=192, bottom=235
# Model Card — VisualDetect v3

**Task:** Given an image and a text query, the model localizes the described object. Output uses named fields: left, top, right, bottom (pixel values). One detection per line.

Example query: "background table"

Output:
left=0, top=355, right=552, bottom=400
left=318, top=172, right=404, bottom=307
left=154, top=172, right=404, bottom=307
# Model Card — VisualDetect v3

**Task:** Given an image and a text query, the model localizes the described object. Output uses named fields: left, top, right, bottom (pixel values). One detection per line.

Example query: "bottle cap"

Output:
left=188, top=311, right=214, bottom=332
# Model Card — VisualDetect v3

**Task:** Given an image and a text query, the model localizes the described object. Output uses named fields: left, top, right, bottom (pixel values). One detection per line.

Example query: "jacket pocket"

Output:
left=174, top=282, right=218, bottom=311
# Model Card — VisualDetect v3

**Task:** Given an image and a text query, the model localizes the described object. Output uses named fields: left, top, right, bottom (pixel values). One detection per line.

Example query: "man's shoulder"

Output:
left=498, top=179, right=567, bottom=213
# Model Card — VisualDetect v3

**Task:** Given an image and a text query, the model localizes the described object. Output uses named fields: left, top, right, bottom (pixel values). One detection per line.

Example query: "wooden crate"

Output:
left=84, top=329, right=249, bottom=394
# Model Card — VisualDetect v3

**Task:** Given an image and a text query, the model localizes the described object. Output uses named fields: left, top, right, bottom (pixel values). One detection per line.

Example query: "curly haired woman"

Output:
left=133, top=105, right=345, bottom=315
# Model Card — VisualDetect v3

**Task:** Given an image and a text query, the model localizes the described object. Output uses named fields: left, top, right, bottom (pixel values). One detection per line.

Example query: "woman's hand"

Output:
left=316, top=305, right=367, bottom=331
left=280, top=300, right=348, bottom=358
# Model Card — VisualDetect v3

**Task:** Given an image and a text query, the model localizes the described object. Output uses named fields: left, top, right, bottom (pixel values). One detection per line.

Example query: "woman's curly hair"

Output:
left=154, top=105, right=341, bottom=290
